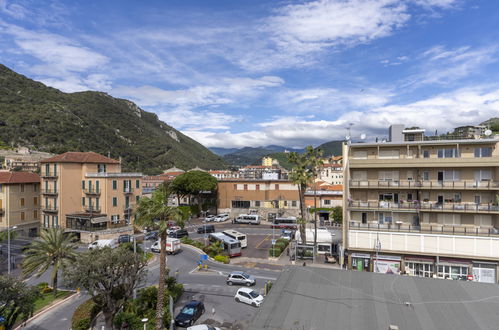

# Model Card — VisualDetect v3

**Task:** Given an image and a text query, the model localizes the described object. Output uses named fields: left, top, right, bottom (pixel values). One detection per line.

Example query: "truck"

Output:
left=151, top=238, right=181, bottom=255
left=88, top=239, right=118, bottom=250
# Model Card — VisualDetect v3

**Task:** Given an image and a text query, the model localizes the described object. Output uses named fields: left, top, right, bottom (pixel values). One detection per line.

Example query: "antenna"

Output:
left=345, top=123, right=354, bottom=141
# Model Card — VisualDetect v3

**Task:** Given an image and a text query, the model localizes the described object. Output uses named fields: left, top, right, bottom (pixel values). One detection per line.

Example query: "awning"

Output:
left=90, top=216, right=110, bottom=224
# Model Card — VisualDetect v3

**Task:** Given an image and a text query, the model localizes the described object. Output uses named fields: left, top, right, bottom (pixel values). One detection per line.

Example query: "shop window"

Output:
left=232, top=200, right=250, bottom=208
left=255, top=201, right=261, bottom=207
left=21, top=198, right=25, bottom=207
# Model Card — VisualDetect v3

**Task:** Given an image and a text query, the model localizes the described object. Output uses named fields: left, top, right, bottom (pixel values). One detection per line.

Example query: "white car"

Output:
left=187, top=325, right=221, bottom=330
left=214, top=214, right=229, bottom=222
left=204, top=215, right=216, bottom=222
left=234, top=287, right=264, bottom=307
left=167, top=226, right=181, bottom=234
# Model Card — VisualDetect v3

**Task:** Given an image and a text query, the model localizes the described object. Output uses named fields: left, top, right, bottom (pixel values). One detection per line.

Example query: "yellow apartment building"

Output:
left=40, top=152, right=142, bottom=243
left=0, top=172, right=40, bottom=237
left=343, top=126, right=499, bottom=283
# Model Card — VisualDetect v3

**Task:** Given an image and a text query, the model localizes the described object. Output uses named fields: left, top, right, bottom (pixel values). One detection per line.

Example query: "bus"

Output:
left=234, top=214, right=260, bottom=225
left=223, top=229, right=248, bottom=248
left=208, top=232, right=242, bottom=257
left=272, top=217, right=298, bottom=229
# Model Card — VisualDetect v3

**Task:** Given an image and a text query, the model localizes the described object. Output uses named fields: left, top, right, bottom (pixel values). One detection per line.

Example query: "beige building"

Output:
left=0, top=172, right=40, bottom=237
left=343, top=126, right=499, bottom=283
left=40, top=152, right=142, bottom=243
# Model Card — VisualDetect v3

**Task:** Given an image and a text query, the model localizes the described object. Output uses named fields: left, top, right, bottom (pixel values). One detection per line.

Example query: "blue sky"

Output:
left=2, top=0, right=499, bottom=148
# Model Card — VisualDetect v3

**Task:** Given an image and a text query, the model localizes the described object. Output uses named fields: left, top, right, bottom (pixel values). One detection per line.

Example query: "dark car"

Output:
left=118, top=234, right=133, bottom=244
left=197, top=225, right=215, bottom=234
left=174, top=300, right=205, bottom=327
left=169, top=228, right=189, bottom=239
left=144, top=231, right=159, bottom=241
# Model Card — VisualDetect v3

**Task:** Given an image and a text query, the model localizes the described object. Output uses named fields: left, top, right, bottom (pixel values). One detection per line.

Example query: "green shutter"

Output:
left=113, top=197, right=117, bottom=207
left=112, top=180, right=117, bottom=190
left=136, top=179, right=140, bottom=188
left=82, top=180, right=85, bottom=189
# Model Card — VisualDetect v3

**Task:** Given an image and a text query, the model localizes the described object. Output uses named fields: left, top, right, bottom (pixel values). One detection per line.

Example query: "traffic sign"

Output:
left=0, top=316, right=5, bottom=323
left=201, top=254, right=208, bottom=260
left=271, top=239, right=276, bottom=245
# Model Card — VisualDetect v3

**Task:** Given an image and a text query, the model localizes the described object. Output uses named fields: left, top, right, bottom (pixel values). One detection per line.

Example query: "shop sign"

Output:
left=374, top=260, right=400, bottom=274
left=351, top=253, right=370, bottom=259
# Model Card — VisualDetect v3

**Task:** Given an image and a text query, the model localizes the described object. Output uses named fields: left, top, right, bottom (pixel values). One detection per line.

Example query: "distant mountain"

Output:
left=316, top=140, right=343, bottom=157
left=209, top=147, right=241, bottom=156
left=221, top=145, right=304, bottom=166
left=0, top=64, right=226, bottom=174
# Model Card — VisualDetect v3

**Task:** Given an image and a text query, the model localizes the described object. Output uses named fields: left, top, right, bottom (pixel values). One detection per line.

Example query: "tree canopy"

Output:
left=171, top=170, right=217, bottom=197
left=0, top=275, right=40, bottom=329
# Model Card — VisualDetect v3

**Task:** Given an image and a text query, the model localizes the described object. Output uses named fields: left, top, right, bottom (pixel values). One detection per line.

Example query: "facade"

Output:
left=217, top=180, right=300, bottom=219
left=40, top=152, right=142, bottom=243
left=238, top=165, right=287, bottom=180
left=343, top=128, right=499, bottom=283
left=3, top=156, right=40, bottom=172
left=318, top=164, right=343, bottom=185
left=0, top=172, right=40, bottom=237
left=209, top=170, right=239, bottom=180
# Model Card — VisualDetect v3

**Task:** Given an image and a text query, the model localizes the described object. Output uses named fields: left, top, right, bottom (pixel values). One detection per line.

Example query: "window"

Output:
left=292, top=200, right=297, bottom=207
left=233, top=184, right=237, bottom=190
left=256, top=184, right=260, bottom=190
left=255, top=201, right=261, bottom=207
left=475, top=170, right=492, bottom=181
left=352, top=151, right=368, bottom=159
left=423, top=171, right=429, bottom=181
left=34, top=197, right=38, bottom=205
left=53, top=215, right=58, bottom=227
left=454, top=193, right=462, bottom=203
left=423, top=150, right=430, bottom=158
left=21, top=212, right=25, bottom=221
left=437, top=148, right=459, bottom=158
left=20, top=184, right=25, bottom=192
left=379, top=171, right=399, bottom=181
left=21, top=198, right=25, bottom=207
left=136, top=179, right=140, bottom=189
left=474, top=147, right=492, bottom=158
left=379, top=149, right=400, bottom=159
left=407, top=193, right=413, bottom=201
left=96, top=198, right=100, bottom=209
left=443, top=170, right=460, bottom=181
left=53, top=164, right=57, bottom=175
left=33, top=184, right=38, bottom=192
left=97, top=164, right=106, bottom=173
left=82, top=180, right=85, bottom=190
left=407, top=170, right=414, bottom=181
left=112, top=197, right=117, bottom=207
left=136, top=195, right=140, bottom=203
left=82, top=197, right=85, bottom=206
left=34, top=210, right=38, bottom=219
left=244, top=184, right=248, bottom=190
left=232, top=200, right=251, bottom=208
left=352, top=171, right=367, bottom=181
left=112, top=180, right=117, bottom=190
left=284, top=201, right=288, bottom=207
left=324, top=199, right=331, bottom=205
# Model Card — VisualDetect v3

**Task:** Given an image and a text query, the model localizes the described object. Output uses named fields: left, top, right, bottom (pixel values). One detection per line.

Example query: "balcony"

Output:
left=42, top=206, right=58, bottom=213
left=348, top=200, right=499, bottom=214
left=42, top=189, right=58, bottom=195
left=84, top=206, right=101, bottom=213
left=41, top=172, right=58, bottom=179
left=349, top=156, right=499, bottom=169
left=123, top=187, right=134, bottom=194
left=350, top=180, right=499, bottom=190
left=83, top=188, right=101, bottom=195
left=123, top=204, right=134, bottom=211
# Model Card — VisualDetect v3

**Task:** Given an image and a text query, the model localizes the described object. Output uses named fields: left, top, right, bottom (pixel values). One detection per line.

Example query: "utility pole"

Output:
left=375, top=234, right=381, bottom=272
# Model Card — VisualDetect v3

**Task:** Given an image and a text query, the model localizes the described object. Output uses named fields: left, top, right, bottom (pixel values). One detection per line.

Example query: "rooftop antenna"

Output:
left=345, top=123, right=354, bottom=141
left=360, top=133, right=366, bottom=140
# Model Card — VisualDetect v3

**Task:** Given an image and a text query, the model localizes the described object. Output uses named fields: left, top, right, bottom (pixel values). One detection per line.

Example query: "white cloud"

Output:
left=192, top=86, right=499, bottom=148
left=158, top=108, right=242, bottom=131
left=412, top=0, right=459, bottom=9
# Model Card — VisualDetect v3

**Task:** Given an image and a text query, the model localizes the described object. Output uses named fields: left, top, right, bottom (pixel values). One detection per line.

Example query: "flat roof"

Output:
left=351, top=138, right=499, bottom=148
left=249, top=266, right=499, bottom=330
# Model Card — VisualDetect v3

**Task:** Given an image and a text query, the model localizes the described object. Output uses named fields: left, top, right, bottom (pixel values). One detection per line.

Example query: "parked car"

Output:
left=144, top=231, right=159, bottom=241
left=167, top=226, right=181, bottom=234
left=280, top=230, right=294, bottom=240
left=197, top=225, right=215, bottom=234
left=214, top=213, right=229, bottom=222
left=234, top=287, right=264, bottom=307
left=175, top=300, right=205, bottom=327
left=204, top=215, right=216, bottom=222
left=227, top=271, right=256, bottom=286
left=118, top=234, right=133, bottom=244
left=88, top=239, right=118, bottom=250
left=187, top=325, right=221, bottom=330
left=169, top=228, right=189, bottom=239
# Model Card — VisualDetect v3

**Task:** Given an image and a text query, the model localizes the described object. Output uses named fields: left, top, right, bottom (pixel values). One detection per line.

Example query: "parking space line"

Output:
left=255, top=234, right=270, bottom=249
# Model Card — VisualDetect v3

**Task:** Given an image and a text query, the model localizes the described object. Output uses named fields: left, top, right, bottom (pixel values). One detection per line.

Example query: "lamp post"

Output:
left=141, top=318, right=148, bottom=330
left=7, top=225, right=18, bottom=275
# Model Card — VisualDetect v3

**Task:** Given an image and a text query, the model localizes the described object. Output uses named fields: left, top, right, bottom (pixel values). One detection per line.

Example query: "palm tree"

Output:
left=134, top=183, right=184, bottom=330
left=22, top=228, right=77, bottom=297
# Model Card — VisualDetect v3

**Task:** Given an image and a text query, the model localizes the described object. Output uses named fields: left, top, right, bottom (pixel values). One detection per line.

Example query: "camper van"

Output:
left=233, top=214, right=260, bottom=225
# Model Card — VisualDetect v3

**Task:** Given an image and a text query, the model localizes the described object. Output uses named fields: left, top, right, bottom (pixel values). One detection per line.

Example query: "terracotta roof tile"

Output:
left=41, top=152, right=120, bottom=164
left=0, top=171, right=40, bottom=184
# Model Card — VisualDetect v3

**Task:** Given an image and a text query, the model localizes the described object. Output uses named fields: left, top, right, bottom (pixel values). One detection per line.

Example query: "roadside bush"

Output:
left=113, top=311, right=142, bottom=329
left=72, top=298, right=100, bottom=330
left=214, top=254, right=230, bottom=264
left=276, top=238, right=289, bottom=247
left=274, top=241, right=286, bottom=251
left=269, top=248, right=282, bottom=257
left=36, top=282, right=49, bottom=293
left=41, top=286, right=53, bottom=294
left=180, top=237, right=205, bottom=250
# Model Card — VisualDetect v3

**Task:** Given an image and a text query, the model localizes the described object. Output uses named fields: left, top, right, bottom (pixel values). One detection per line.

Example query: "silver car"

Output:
left=226, top=271, right=256, bottom=286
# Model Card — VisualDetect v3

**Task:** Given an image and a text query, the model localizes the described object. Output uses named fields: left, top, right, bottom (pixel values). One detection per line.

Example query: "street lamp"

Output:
left=7, top=225, right=18, bottom=275
left=141, top=318, right=148, bottom=330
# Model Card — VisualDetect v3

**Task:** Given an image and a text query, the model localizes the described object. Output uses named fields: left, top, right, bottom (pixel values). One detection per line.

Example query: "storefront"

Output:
left=436, top=258, right=471, bottom=280
left=405, top=256, right=435, bottom=278
left=472, top=262, right=497, bottom=283
left=351, top=253, right=371, bottom=271
left=373, top=255, right=401, bottom=274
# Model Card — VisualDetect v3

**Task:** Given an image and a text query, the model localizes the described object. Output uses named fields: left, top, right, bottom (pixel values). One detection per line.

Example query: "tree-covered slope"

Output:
left=0, top=64, right=226, bottom=174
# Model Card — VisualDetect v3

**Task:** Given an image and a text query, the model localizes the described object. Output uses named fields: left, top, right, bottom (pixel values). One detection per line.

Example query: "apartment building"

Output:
left=318, top=164, right=343, bottom=185
left=217, top=180, right=300, bottom=219
left=40, top=152, right=142, bottom=243
left=0, top=172, right=40, bottom=237
left=343, top=126, right=499, bottom=282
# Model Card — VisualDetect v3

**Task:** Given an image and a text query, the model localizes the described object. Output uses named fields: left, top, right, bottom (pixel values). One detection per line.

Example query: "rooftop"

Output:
left=0, top=171, right=40, bottom=184
left=41, top=152, right=120, bottom=164
left=249, top=266, right=499, bottom=330
left=351, top=138, right=499, bottom=148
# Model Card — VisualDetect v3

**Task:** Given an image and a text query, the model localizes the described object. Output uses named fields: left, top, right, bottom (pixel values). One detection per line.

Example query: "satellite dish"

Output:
left=484, top=129, right=492, bottom=136
left=360, top=133, right=366, bottom=140
left=345, top=135, right=350, bottom=141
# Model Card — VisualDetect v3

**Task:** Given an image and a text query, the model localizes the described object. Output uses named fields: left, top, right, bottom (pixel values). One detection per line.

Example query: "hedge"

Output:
left=72, top=298, right=100, bottom=330
left=269, top=248, right=282, bottom=257
left=180, top=237, right=205, bottom=249
left=214, top=255, right=230, bottom=264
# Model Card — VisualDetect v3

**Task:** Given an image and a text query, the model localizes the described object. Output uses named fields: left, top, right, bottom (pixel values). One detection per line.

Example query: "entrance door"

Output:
left=357, top=259, right=363, bottom=271
left=361, top=213, right=367, bottom=224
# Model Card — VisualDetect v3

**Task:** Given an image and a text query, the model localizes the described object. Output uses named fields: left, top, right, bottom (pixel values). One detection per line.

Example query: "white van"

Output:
left=234, top=214, right=260, bottom=225
left=151, top=238, right=181, bottom=254
left=88, top=239, right=118, bottom=250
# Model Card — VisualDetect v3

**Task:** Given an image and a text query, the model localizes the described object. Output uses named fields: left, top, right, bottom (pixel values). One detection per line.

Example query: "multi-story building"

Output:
left=209, top=170, right=239, bottom=180
left=217, top=179, right=300, bottom=219
left=238, top=165, right=287, bottom=180
left=343, top=125, right=499, bottom=283
left=0, top=172, right=40, bottom=237
left=40, top=152, right=142, bottom=243
left=318, top=164, right=343, bottom=185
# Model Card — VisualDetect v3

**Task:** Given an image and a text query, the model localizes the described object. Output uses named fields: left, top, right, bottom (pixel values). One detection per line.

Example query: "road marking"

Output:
left=255, top=234, right=270, bottom=249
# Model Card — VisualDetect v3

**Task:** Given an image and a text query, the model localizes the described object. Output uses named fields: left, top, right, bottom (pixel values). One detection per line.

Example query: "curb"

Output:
left=14, top=291, right=80, bottom=329
left=180, top=243, right=226, bottom=265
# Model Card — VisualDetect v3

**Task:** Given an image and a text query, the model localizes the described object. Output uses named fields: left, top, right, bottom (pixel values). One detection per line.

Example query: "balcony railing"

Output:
left=350, top=180, right=499, bottom=189
left=42, top=189, right=58, bottom=195
left=83, top=188, right=101, bottom=195
left=42, top=206, right=58, bottom=212
left=123, top=187, right=134, bottom=194
left=85, top=206, right=101, bottom=213
left=348, top=200, right=499, bottom=213
left=41, top=172, right=58, bottom=178
left=349, top=221, right=499, bottom=237
left=123, top=204, right=134, bottom=211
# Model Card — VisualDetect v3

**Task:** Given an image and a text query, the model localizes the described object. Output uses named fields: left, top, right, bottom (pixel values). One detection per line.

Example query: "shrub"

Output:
left=72, top=298, right=100, bottom=330
left=113, top=311, right=142, bottom=329
left=214, top=254, right=230, bottom=264
left=36, top=282, right=49, bottom=293
left=269, top=248, right=282, bottom=257
left=41, top=286, right=53, bottom=294
left=181, top=237, right=205, bottom=249
left=274, top=242, right=286, bottom=251
left=276, top=238, right=289, bottom=247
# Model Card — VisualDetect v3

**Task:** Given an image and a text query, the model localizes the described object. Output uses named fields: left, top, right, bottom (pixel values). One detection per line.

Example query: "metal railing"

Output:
left=85, top=206, right=101, bottom=213
left=350, top=180, right=499, bottom=189
left=41, top=172, right=58, bottom=178
left=348, top=200, right=499, bottom=213
left=42, top=189, right=58, bottom=195
left=123, top=187, right=134, bottom=194
left=42, top=206, right=58, bottom=212
left=83, top=188, right=101, bottom=195
left=349, top=221, right=499, bottom=237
